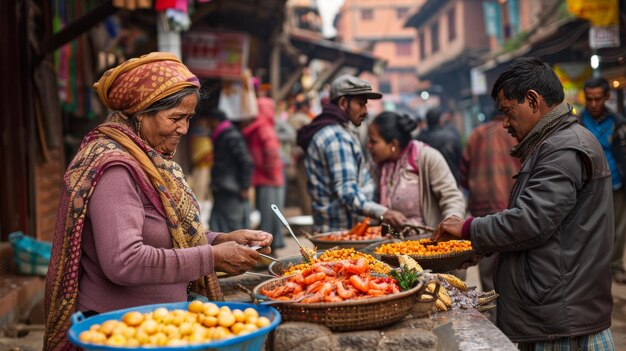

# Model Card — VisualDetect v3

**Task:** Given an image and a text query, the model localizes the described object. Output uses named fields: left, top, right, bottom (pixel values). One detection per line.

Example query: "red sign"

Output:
left=182, top=30, right=249, bottom=79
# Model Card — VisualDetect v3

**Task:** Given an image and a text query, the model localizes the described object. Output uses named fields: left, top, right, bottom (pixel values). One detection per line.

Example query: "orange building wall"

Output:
left=337, top=0, right=425, bottom=100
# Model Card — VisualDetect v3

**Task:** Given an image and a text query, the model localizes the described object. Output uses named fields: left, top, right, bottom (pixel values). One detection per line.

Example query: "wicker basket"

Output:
left=378, top=250, right=475, bottom=273
left=252, top=277, right=435, bottom=331
left=307, top=231, right=388, bottom=250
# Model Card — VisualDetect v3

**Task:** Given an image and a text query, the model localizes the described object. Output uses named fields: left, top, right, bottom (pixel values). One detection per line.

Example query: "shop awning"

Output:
left=289, top=29, right=385, bottom=74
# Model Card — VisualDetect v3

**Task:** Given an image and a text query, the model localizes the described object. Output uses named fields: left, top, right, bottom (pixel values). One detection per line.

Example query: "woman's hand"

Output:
left=430, top=215, right=464, bottom=242
left=212, top=242, right=259, bottom=276
left=382, top=209, right=407, bottom=230
left=215, top=229, right=273, bottom=255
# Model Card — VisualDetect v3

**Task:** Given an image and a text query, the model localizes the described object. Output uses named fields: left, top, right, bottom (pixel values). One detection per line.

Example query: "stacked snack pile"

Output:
left=376, top=239, right=472, bottom=256
left=262, top=258, right=399, bottom=303
left=77, top=301, right=271, bottom=347
left=283, top=248, right=391, bottom=276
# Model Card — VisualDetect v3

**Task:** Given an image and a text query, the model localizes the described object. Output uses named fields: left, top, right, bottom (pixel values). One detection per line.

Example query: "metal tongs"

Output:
left=271, top=204, right=315, bottom=262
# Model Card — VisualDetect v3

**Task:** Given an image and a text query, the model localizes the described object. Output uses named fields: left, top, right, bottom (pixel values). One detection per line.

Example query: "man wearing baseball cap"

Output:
left=296, top=75, right=406, bottom=232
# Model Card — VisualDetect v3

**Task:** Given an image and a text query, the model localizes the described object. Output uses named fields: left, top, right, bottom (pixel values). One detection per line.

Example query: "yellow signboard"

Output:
left=567, top=0, right=619, bottom=26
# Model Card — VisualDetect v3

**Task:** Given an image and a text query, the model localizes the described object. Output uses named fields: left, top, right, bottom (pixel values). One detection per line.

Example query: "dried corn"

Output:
left=435, top=299, right=448, bottom=311
left=398, top=255, right=423, bottom=272
left=437, top=273, right=468, bottom=291
left=427, top=282, right=452, bottom=307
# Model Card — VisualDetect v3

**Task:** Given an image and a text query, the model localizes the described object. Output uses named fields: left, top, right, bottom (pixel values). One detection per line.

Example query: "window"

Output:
left=448, top=8, right=456, bottom=41
left=395, top=41, right=412, bottom=56
left=396, top=7, right=409, bottom=19
left=430, top=22, right=439, bottom=53
left=361, top=9, right=373, bottom=20
left=379, top=81, right=392, bottom=94
left=419, top=31, right=426, bottom=60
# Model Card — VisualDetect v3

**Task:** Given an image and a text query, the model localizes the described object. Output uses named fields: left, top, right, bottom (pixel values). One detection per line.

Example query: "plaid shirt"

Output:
left=304, top=124, right=386, bottom=232
left=517, top=328, right=615, bottom=351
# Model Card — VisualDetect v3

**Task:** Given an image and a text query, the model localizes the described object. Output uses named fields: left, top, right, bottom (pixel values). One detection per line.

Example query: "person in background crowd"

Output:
left=288, top=96, right=314, bottom=215
left=367, top=111, right=465, bottom=232
left=199, top=107, right=254, bottom=232
left=432, top=57, right=615, bottom=350
left=417, top=108, right=463, bottom=184
left=459, top=107, right=521, bottom=322
left=580, top=77, right=626, bottom=284
left=187, top=113, right=214, bottom=205
left=242, top=84, right=285, bottom=249
left=44, top=52, right=272, bottom=350
left=296, top=75, right=406, bottom=232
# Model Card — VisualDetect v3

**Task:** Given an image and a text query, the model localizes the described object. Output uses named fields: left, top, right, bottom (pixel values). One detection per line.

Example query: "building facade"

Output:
left=336, top=0, right=426, bottom=115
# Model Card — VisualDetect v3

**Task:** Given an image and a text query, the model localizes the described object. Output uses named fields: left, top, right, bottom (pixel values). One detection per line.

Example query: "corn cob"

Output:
left=437, top=273, right=468, bottom=291
left=419, top=294, right=435, bottom=302
left=435, top=299, right=449, bottom=311
left=427, top=282, right=452, bottom=307
left=398, top=254, right=423, bottom=272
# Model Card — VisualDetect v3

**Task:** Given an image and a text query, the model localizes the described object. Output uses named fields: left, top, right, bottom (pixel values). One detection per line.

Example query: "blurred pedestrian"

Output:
left=580, top=77, right=626, bottom=284
left=432, top=58, right=615, bottom=349
left=200, top=107, right=253, bottom=232
left=187, top=113, right=214, bottom=204
left=417, top=108, right=462, bottom=184
left=288, top=96, right=314, bottom=215
left=459, top=107, right=520, bottom=322
left=367, top=111, right=465, bottom=231
left=242, top=85, right=286, bottom=249
left=296, top=75, right=406, bottom=232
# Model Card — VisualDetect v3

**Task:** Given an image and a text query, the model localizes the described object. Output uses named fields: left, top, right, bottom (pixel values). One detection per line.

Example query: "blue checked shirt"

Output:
left=304, top=124, right=387, bottom=232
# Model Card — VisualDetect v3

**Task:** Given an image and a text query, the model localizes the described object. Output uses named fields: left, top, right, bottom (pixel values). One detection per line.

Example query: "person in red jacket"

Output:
left=242, top=86, right=286, bottom=249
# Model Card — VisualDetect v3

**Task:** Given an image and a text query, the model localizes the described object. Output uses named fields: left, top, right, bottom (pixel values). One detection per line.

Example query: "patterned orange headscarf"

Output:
left=93, top=52, right=200, bottom=115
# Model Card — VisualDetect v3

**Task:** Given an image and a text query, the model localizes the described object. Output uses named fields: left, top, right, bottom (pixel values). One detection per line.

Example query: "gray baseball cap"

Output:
left=329, top=75, right=383, bottom=101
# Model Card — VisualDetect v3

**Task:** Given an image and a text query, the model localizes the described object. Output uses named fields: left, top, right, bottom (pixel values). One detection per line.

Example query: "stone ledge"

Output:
left=0, top=274, right=45, bottom=328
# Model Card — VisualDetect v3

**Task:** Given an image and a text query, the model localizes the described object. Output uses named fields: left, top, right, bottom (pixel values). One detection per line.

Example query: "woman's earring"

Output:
left=391, top=146, right=396, bottom=153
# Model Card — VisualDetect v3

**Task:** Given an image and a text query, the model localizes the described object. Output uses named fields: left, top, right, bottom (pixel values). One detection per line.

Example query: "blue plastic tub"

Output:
left=68, top=301, right=281, bottom=350
left=8, top=231, right=52, bottom=276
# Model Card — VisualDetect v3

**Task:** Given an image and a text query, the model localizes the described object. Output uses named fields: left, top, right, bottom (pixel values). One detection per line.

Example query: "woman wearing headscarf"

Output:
left=367, top=111, right=465, bottom=232
left=44, top=52, right=272, bottom=351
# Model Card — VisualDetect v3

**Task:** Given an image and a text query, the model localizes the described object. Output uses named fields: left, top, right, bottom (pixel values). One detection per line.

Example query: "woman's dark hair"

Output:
left=371, top=111, right=417, bottom=149
left=490, top=57, right=564, bottom=106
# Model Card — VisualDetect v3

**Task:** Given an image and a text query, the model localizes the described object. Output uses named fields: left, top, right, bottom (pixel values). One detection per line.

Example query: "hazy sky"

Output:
left=317, top=0, right=344, bottom=37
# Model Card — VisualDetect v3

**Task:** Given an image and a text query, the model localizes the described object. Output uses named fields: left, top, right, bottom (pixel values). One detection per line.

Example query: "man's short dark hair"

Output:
left=584, top=77, right=610, bottom=95
left=425, top=107, right=442, bottom=127
left=491, top=57, right=564, bottom=107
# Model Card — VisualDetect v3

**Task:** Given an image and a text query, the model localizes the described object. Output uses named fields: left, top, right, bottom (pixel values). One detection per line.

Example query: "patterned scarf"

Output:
left=510, top=102, right=572, bottom=162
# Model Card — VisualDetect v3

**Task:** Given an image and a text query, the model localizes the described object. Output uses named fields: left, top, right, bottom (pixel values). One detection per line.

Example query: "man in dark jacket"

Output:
left=580, top=77, right=626, bottom=284
left=417, top=108, right=462, bottom=184
left=200, top=107, right=254, bottom=232
left=432, top=58, right=615, bottom=349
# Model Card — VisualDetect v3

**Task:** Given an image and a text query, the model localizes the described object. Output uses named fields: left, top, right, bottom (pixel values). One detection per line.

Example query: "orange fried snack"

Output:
left=262, top=259, right=400, bottom=303
left=375, top=239, right=472, bottom=257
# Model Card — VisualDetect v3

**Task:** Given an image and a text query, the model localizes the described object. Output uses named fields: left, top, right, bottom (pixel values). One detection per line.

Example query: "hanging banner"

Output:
left=182, top=30, right=250, bottom=79
left=589, top=25, right=621, bottom=49
left=567, top=0, right=619, bottom=26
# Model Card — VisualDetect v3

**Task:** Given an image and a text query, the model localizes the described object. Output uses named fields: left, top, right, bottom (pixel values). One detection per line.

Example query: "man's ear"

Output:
left=526, top=90, right=540, bottom=112
left=338, top=96, right=348, bottom=110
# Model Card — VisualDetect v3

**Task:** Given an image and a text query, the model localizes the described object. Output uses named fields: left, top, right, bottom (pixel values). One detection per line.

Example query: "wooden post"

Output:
left=303, top=57, right=345, bottom=95
left=270, top=41, right=281, bottom=103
